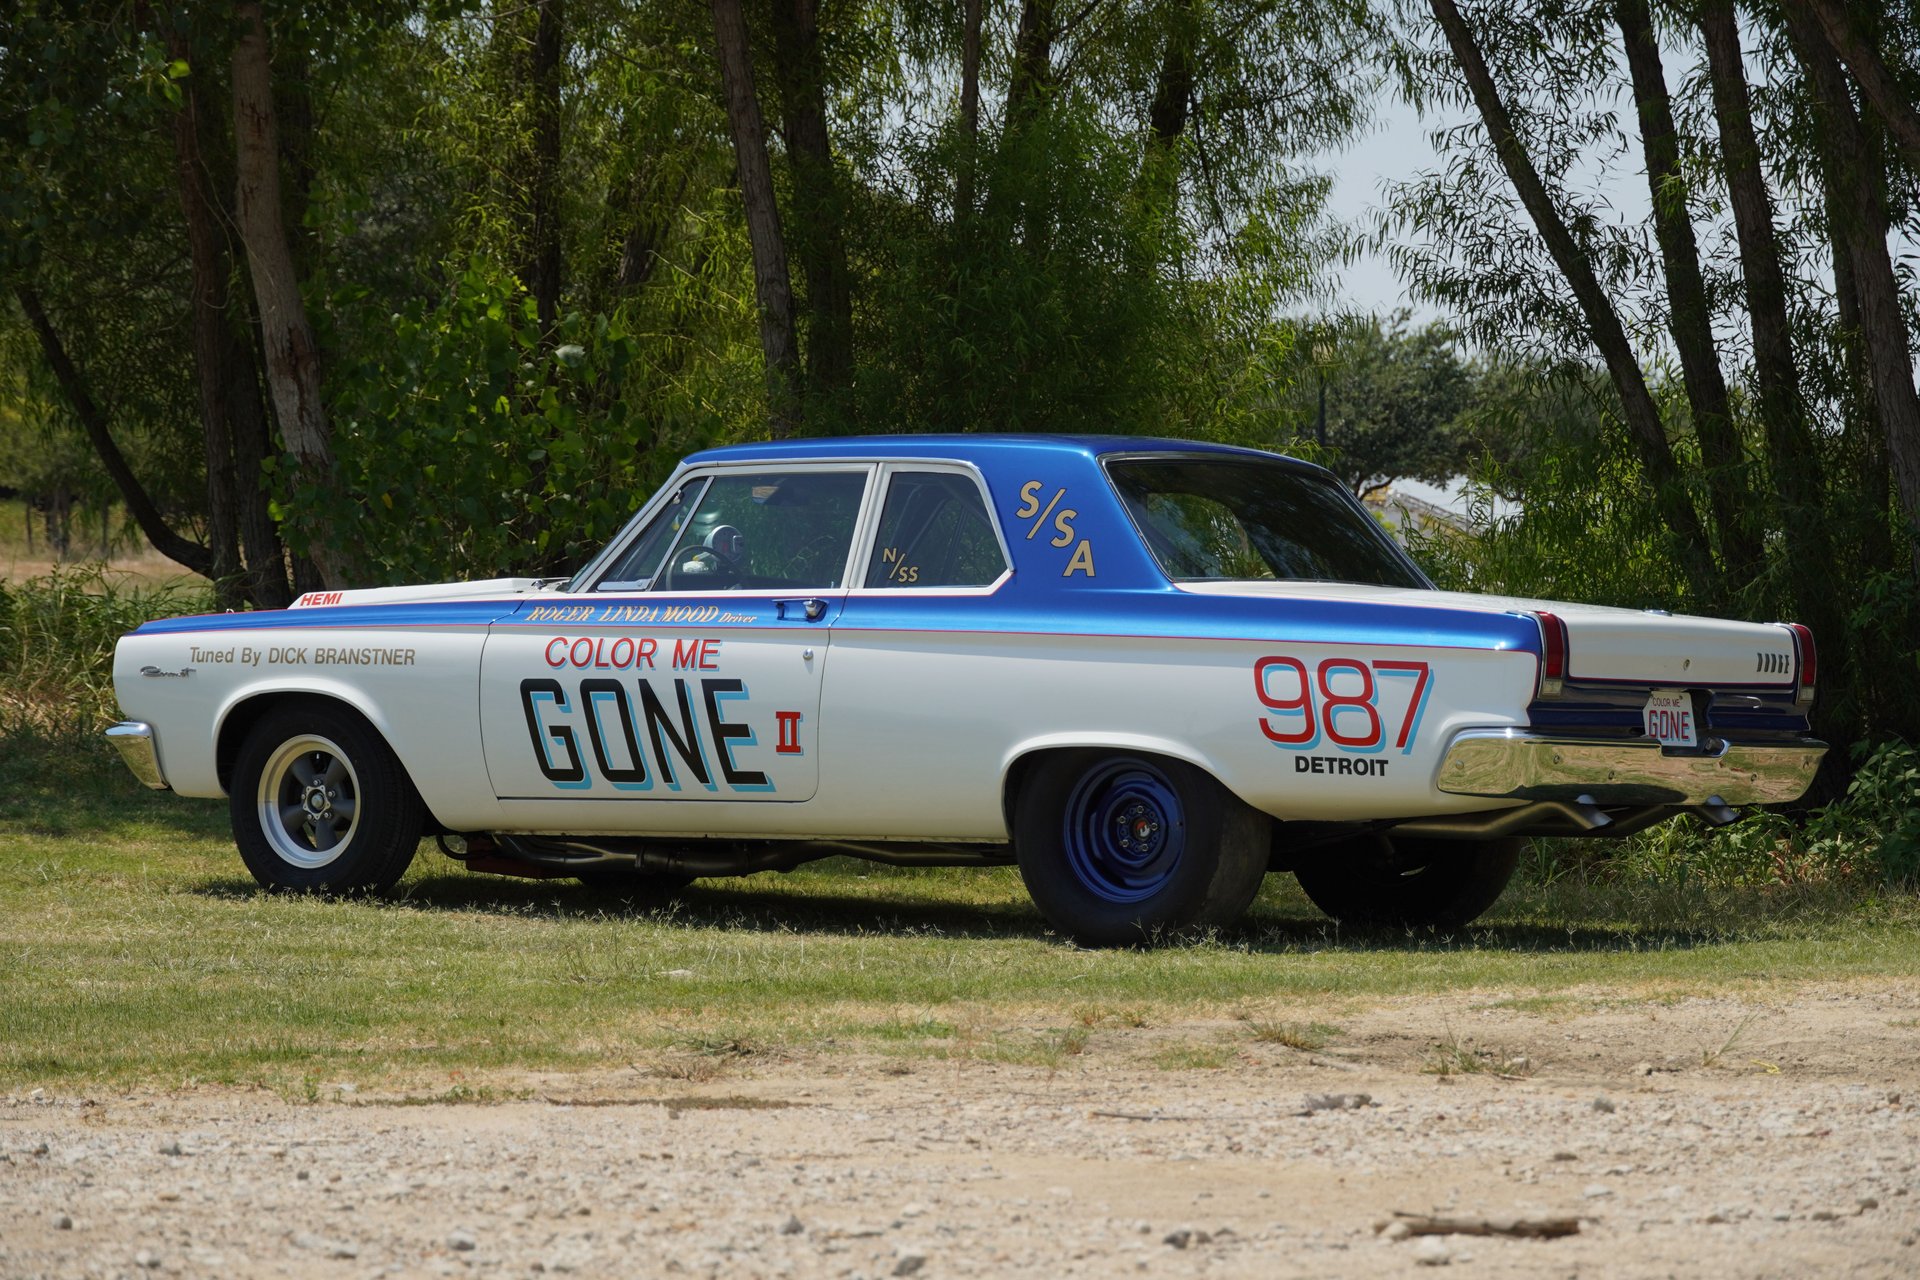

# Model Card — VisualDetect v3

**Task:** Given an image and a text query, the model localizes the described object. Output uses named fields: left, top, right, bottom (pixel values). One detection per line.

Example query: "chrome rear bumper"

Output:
left=1435, top=728, right=1824, bottom=807
left=105, top=721, right=170, bottom=790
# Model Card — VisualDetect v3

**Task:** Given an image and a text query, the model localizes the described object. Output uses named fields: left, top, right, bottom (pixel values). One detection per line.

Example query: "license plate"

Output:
left=1643, top=689, right=1698, bottom=748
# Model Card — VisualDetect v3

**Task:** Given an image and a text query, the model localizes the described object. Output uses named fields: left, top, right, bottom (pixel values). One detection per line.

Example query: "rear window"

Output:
left=1107, top=457, right=1428, bottom=589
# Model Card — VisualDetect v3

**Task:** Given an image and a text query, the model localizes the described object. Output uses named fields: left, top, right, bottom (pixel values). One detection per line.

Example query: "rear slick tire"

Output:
left=1015, top=751, right=1268, bottom=947
left=230, top=704, right=425, bottom=895
left=1294, top=834, right=1521, bottom=930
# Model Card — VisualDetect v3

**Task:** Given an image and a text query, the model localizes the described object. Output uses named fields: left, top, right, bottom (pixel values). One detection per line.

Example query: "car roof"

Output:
left=682, top=433, right=1310, bottom=468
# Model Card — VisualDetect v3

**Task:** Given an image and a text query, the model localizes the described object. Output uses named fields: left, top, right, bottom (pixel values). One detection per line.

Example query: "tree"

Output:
left=1273, top=314, right=1476, bottom=499
left=233, top=1, right=342, bottom=588
left=711, top=0, right=800, bottom=437
left=1413, top=0, right=1720, bottom=604
left=1384, top=0, right=1920, bottom=754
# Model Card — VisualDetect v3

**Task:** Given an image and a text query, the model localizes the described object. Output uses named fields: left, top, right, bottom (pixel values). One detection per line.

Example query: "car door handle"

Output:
left=774, top=598, right=828, bottom=621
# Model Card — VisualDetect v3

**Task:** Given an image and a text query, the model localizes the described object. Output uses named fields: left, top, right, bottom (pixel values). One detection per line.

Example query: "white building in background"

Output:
left=1369, top=476, right=1520, bottom=536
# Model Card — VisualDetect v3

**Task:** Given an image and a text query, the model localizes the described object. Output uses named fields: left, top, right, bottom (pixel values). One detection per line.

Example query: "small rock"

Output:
left=663, top=969, right=695, bottom=979
left=31, top=1142, right=49, bottom=1157
left=892, top=1248, right=927, bottom=1277
left=900, top=1202, right=928, bottom=1218
left=158, top=1140, right=183, bottom=1156
left=1304, top=1092, right=1372, bottom=1112
left=1583, top=1184, right=1613, bottom=1199
left=1163, top=1229, right=1193, bottom=1249
left=1858, top=1198, right=1880, bottom=1213
left=447, top=1229, right=478, bottom=1252
left=778, top=1215, right=804, bottom=1235
left=1551, top=1151, right=1578, bottom=1162
left=1812, top=1209, right=1839, bottom=1222
left=52, top=1213, right=72, bottom=1230
left=332, top=1242, right=359, bottom=1259
left=296, top=1169, right=310, bottom=1181
left=134, top=1250, right=161, bottom=1269
left=1412, top=1236, right=1452, bottom=1266
left=1631, top=1061, right=1654, bottom=1077
left=1383, top=1221, right=1412, bottom=1241
left=1591, top=1097, right=1616, bottom=1114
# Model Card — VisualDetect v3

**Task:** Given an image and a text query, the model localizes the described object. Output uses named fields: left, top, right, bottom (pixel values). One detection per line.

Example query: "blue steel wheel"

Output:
left=1061, top=759, right=1190, bottom=904
left=1015, top=751, right=1269, bottom=947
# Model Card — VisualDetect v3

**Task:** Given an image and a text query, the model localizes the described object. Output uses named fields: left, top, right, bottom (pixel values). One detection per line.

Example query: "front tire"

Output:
left=1014, top=752, right=1268, bottom=946
left=1293, top=834, right=1520, bottom=930
left=231, top=704, right=425, bottom=895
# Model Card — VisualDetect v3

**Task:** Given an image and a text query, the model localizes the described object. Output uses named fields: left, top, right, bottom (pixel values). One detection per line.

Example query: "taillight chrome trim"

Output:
left=1532, top=610, right=1570, bottom=698
left=1782, top=622, right=1817, bottom=705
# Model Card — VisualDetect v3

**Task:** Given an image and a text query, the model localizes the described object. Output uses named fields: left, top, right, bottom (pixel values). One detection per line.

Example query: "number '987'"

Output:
left=1254, top=656, right=1433, bottom=755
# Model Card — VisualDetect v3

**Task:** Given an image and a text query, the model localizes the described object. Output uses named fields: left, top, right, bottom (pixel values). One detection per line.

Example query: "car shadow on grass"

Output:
left=188, top=868, right=1768, bottom=953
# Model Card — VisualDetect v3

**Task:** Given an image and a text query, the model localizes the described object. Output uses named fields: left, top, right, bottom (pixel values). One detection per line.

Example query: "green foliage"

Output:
left=1529, top=741, right=1920, bottom=891
left=1401, top=430, right=1690, bottom=609
left=0, top=566, right=211, bottom=741
left=320, top=260, right=723, bottom=583
left=1264, top=312, right=1478, bottom=495
left=1810, top=742, right=1920, bottom=886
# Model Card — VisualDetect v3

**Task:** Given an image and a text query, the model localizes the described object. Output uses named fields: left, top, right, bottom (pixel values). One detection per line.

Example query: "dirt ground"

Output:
left=4, top=985, right=1916, bottom=1279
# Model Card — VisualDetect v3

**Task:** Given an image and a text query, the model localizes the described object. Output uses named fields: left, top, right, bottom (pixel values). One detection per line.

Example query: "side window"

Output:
left=654, top=470, right=867, bottom=591
left=864, top=471, right=1008, bottom=588
left=594, top=478, right=708, bottom=591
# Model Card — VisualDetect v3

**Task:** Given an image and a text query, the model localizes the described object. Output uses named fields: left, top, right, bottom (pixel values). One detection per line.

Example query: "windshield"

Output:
left=1107, top=457, right=1429, bottom=589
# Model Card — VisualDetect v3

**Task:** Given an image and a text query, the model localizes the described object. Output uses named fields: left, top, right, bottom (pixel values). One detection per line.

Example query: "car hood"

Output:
left=288, top=578, right=549, bottom=610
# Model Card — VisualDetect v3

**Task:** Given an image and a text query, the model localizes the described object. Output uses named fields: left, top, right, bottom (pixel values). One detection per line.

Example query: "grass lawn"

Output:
left=3, top=741, right=1915, bottom=1094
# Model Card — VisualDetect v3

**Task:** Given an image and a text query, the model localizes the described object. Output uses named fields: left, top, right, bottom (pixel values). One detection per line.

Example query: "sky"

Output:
left=1315, top=75, right=1658, bottom=323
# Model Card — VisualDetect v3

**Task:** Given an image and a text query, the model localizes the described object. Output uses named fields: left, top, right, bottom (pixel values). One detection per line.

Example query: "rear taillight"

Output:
left=1533, top=611, right=1569, bottom=698
left=1784, top=623, right=1816, bottom=704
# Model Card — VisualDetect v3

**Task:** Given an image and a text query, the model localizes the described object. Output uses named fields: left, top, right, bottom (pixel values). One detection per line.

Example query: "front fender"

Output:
left=211, top=676, right=403, bottom=795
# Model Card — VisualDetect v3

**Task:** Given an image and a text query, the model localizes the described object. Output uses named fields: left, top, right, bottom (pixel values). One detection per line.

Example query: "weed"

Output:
left=1420, top=1028, right=1532, bottom=1077
left=1699, top=1013, right=1760, bottom=1069
left=1152, top=1042, right=1237, bottom=1070
left=1244, top=1019, right=1341, bottom=1051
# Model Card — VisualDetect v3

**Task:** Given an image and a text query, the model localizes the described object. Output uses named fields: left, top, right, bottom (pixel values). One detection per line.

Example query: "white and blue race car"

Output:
left=108, top=436, right=1825, bottom=943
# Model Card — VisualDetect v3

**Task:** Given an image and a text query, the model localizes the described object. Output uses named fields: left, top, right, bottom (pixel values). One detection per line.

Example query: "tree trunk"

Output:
left=1006, top=0, right=1056, bottom=129
left=1697, top=1, right=1838, bottom=643
left=1139, top=0, right=1196, bottom=252
left=956, top=0, right=984, bottom=216
left=613, top=163, right=687, bottom=294
left=525, top=0, right=564, bottom=340
left=1425, top=0, right=1719, bottom=603
left=770, top=0, right=853, bottom=397
left=1147, top=3, right=1196, bottom=150
left=166, top=26, right=244, bottom=608
left=232, top=1, right=347, bottom=585
left=1614, top=0, right=1759, bottom=591
left=1784, top=7, right=1920, bottom=574
left=711, top=0, right=801, bottom=437
left=1787, top=0, right=1920, bottom=172
left=14, top=285, right=216, bottom=577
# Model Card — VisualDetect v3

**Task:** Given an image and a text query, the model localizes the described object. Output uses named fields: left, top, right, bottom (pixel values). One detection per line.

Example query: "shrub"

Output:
left=0, top=566, right=211, bottom=745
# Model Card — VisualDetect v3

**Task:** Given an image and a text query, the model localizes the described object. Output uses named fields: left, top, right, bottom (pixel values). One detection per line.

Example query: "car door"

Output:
left=479, top=465, right=871, bottom=830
